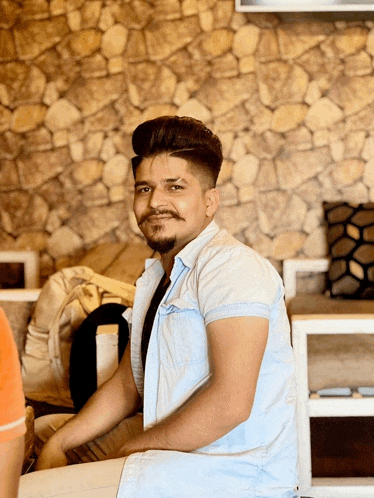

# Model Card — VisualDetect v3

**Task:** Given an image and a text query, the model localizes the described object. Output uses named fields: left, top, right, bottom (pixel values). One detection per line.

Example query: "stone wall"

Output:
left=1, top=0, right=374, bottom=280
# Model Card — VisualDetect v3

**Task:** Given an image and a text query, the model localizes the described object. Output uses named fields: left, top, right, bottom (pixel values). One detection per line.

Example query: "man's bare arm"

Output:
left=111, top=315, right=268, bottom=457
left=36, top=341, right=142, bottom=470
left=0, top=435, right=24, bottom=498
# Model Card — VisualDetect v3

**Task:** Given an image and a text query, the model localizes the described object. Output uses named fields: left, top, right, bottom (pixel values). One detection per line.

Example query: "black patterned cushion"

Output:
left=324, top=201, right=374, bottom=299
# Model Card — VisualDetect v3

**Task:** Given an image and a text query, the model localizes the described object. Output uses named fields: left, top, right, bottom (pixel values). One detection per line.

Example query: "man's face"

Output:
left=133, top=153, right=218, bottom=255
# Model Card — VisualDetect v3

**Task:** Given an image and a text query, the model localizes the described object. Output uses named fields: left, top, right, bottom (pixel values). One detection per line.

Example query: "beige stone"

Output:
left=230, top=137, right=247, bottom=162
left=285, top=126, right=313, bottom=152
left=256, top=28, right=278, bottom=62
left=217, top=159, right=233, bottom=185
left=84, top=106, right=120, bottom=135
left=212, top=53, right=239, bottom=79
left=276, top=146, right=331, bottom=190
left=313, top=129, right=329, bottom=147
left=305, top=81, right=322, bottom=106
left=177, top=99, right=211, bottom=122
left=102, top=154, right=130, bottom=187
left=128, top=63, right=176, bottom=109
left=45, top=209, right=61, bottom=233
left=330, top=140, right=345, bottom=163
left=332, top=159, right=365, bottom=187
left=303, top=227, right=327, bottom=258
left=329, top=76, right=374, bottom=116
left=214, top=106, right=249, bottom=133
left=43, top=82, right=59, bottom=106
left=108, top=57, right=125, bottom=75
left=81, top=0, right=101, bottom=29
left=47, top=226, right=83, bottom=258
left=17, top=147, right=71, bottom=188
left=83, top=182, right=108, bottom=206
left=219, top=132, right=234, bottom=159
left=53, top=129, right=68, bottom=147
left=340, top=181, right=369, bottom=204
left=44, top=99, right=82, bottom=132
left=271, top=103, right=308, bottom=133
left=67, top=9, right=81, bottom=31
left=239, top=55, right=255, bottom=74
left=245, top=229, right=272, bottom=258
left=0, top=63, right=46, bottom=107
left=0, top=159, right=18, bottom=190
left=24, top=127, right=52, bottom=152
left=99, top=6, right=115, bottom=31
left=244, top=93, right=273, bottom=134
left=145, top=17, right=200, bottom=61
left=191, top=29, right=234, bottom=60
left=244, top=130, right=284, bottom=160
left=11, top=104, right=46, bottom=133
left=215, top=203, right=257, bottom=236
left=197, top=74, right=256, bottom=117
left=15, top=231, right=48, bottom=252
left=232, top=154, right=259, bottom=186
left=81, top=53, right=107, bottom=78
left=13, top=17, right=69, bottom=60
left=277, top=22, right=333, bottom=60
left=345, top=51, right=372, bottom=77
left=278, top=194, right=308, bottom=233
left=165, top=50, right=211, bottom=94
left=362, top=136, right=374, bottom=160
left=326, top=27, right=367, bottom=59
left=232, top=24, right=260, bottom=58
left=304, top=97, right=344, bottom=132
left=141, top=105, right=177, bottom=123
left=255, top=159, right=278, bottom=191
left=199, top=9, right=214, bottom=32
left=238, top=185, right=255, bottom=203
left=112, top=2, right=151, bottom=30
left=298, top=47, right=344, bottom=94
left=257, top=190, right=288, bottom=235
left=363, top=157, right=374, bottom=187
left=66, top=74, right=126, bottom=117
left=213, top=0, right=233, bottom=29
left=303, top=208, right=323, bottom=234
left=345, top=130, right=366, bottom=159
left=0, top=105, right=11, bottom=133
left=109, top=185, right=127, bottom=203
left=0, top=132, right=22, bottom=160
left=101, top=24, right=128, bottom=58
left=68, top=203, right=127, bottom=244
left=0, top=29, right=16, bottom=62
left=100, top=138, right=116, bottom=162
left=72, top=159, right=103, bottom=187
left=19, top=0, right=49, bottom=21
left=218, top=182, right=238, bottom=207
left=123, top=30, right=147, bottom=62
left=69, top=140, right=84, bottom=162
left=0, top=192, right=49, bottom=235
left=0, top=0, right=19, bottom=29
left=271, top=232, right=306, bottom=261
left=84, top=131, right=104, bottom=159
left=257, top=61, right=309, bottom=108
left=173, top=82, right=190, bottom=106
left=50, top=0, right=64, bottom=16
left=182, top=0, right=198, bottom=16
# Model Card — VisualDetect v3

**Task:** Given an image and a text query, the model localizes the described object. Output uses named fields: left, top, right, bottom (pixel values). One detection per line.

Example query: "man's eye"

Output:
left=170, top=185, right=183, bottom=190
left=137, top=187, right=151, bottom=193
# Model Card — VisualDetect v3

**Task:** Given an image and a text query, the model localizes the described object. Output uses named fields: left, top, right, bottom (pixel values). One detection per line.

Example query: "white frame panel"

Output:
left=236, top=0, right=374, bottom=12
left=292, top=315, right=374, bottom=498
left=283, top=258, right=329, bottom=304
left=0, top=251, right=40, bottom=289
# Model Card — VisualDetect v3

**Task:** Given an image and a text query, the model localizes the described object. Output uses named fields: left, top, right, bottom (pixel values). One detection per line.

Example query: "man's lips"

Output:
left=139, top=212, right=183, bottom=225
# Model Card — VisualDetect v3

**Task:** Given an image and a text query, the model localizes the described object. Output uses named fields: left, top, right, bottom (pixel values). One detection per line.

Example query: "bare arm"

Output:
left=111, top=315, right=268, bottom=457
left=0, top=435, right=24, bottom=498
left=36, top=341, right=142, bottom=470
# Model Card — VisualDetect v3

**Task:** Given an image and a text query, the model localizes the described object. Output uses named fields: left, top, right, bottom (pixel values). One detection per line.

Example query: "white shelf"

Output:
left=309, top=397, right=374, bottom=417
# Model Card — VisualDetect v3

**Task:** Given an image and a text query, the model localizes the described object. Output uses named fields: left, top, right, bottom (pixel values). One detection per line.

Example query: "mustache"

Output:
left=139, top=209, right=185, bottom=225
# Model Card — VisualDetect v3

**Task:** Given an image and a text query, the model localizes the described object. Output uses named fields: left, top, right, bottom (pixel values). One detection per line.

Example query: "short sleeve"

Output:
left=197, top=246, right=282, bottom=326
left=0, top=308, right=26, bottom=442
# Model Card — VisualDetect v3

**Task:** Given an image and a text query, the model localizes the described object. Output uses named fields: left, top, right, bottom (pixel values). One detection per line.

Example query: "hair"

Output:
left=131, top=116, right=223, bottom=189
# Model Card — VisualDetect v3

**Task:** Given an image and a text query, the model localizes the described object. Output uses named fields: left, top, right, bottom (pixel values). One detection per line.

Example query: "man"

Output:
left=0, top=307, right=26, bottom=498
left=20, top=116, right=298, bottom=498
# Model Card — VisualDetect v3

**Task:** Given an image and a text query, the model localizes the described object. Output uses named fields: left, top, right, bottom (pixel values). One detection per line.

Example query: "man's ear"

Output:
left=206, top=188, right=219, bottom=217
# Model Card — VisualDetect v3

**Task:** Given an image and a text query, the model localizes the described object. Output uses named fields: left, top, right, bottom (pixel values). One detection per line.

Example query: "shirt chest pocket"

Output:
left=158, top=297, right=208, bottom=368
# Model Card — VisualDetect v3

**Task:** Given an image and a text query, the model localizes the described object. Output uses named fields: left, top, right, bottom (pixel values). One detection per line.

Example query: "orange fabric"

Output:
left=0, top=307, right=26, bottom=442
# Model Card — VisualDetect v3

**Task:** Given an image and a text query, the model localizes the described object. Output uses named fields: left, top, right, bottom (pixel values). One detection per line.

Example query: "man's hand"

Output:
left=35, top=437, right=68, bottom=471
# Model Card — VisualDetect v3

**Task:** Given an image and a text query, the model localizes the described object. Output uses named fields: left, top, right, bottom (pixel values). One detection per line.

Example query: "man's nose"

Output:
left=149, top=188, right=167, bottom=208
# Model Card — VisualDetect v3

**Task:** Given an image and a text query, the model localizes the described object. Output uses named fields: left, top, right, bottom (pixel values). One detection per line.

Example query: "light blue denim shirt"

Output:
left=118, top=221, right=298, bottom=498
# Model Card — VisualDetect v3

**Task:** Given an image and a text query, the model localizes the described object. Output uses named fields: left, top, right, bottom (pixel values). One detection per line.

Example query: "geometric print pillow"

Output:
left=323, top=201, right=374, bottom=299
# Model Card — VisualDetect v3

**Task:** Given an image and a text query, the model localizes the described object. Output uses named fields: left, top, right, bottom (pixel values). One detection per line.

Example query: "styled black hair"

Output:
left=131, top=116, right=223, bottom=188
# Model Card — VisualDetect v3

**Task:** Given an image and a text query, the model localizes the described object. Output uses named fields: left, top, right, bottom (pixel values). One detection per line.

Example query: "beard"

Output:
left=146, top=235, right=176, bottom=254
